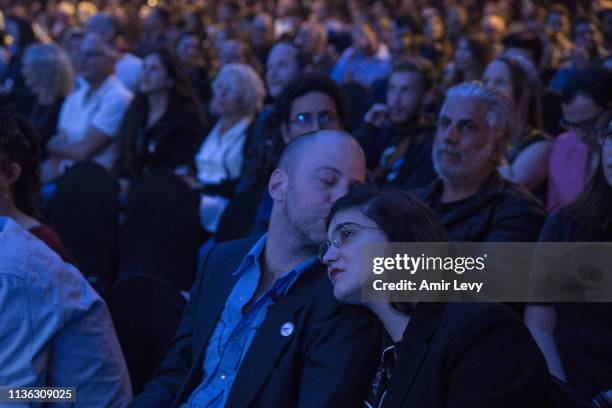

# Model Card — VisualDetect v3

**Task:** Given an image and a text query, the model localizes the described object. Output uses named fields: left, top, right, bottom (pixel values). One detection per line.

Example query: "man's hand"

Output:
left=364, top=103, right=389, bottom=128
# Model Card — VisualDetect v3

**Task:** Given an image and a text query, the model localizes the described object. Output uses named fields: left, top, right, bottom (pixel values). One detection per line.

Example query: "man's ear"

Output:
left=268, top=168, right=288, bottom=202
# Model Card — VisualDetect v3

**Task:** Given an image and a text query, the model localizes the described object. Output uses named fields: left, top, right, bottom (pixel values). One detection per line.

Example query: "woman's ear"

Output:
left=268, top=168, right=288, bottom=202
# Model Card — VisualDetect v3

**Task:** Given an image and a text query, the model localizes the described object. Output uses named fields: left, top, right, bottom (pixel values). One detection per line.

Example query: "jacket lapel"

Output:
left=225, top=301, right=303, bottom=407
left=382, top=304, right=445, bottom=408
left=171, top=239, right=257, bottom=407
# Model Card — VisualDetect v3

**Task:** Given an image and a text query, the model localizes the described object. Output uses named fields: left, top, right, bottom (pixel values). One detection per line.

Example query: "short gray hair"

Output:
left=23, top=43, right=74, bottom=97
left=442, top=81, right=516, bottom=144
left=212, top=63, right=266, bottom=116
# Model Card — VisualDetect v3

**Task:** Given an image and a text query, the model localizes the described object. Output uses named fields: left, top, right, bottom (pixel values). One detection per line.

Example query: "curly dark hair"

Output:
left=0, top=111, right=42, bottom=218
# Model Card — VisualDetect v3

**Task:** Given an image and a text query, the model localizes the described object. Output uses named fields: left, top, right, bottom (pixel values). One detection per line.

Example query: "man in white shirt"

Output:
left=85, top=13, right=143, bottom=91
left=43, top=32, right=133, bottom=181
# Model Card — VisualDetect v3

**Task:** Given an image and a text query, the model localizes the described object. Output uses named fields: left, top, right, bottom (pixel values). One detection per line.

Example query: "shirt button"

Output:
left=220, top=374, right=227, bottom=380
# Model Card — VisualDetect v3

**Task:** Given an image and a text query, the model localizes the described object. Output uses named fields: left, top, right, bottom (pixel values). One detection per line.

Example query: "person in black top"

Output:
left=320, top=186, right=549, bottom=408
left=114, top=48, right=206, bottom=180
left=420, top=81, right=546, bottom=242
left=525, top=117, right=612, bottom=405
left=355, top=57, right=437, bottom=189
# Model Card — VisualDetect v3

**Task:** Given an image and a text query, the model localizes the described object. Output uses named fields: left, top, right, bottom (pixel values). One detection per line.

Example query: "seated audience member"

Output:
left=547, top=67, right=612, bottom=212
left=19, top=43, right=74, bottom=159
left=240, top=74, right=347, bottom=191
left=321, top=186, right=549, bottom=407
left=42, top=32, right=133, bottom=182
left=249, top=13, right=275, bottom=68
left=483, top=54, right=552, bottom=200
left=421, top=82, right=546, bottom=242
left=551, top=15, right=609, bottom=91
left=190, top=63, right=265, bottom=233
left=0, top=112, right=73, bottom=262
left=420, top=8, right=452, bottom=69
left=295, top=20, right=337, bottom=75
left=85, top=12, right=143, bottom=92
left=331, top=22, right=392, bottom=88
left=114, top=48, right=206, bottom=180
left=236, top=41, right=305, bottom=192
left=0, top=216, right=132, bottom=406
left=0, top=16, right=37, bottom=110
left=356, top=58, right=437, bottom=188
left=481, top=13, right=507, bottom=56
left=442, top=32, right=492, bottom=91
left=132, top=130, right=379, bottom=408
left=175, top=32, right=212, bottom=107
left=525, top=117, right=612, bottom=404
left=545, top=4, right=573, bottom=70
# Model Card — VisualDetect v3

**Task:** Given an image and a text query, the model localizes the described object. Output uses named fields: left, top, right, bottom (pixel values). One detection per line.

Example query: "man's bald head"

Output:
left=277, top=130, right=364, bottom=177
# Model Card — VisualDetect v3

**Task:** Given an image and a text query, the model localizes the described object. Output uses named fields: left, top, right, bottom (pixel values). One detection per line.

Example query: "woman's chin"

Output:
left=332, top=284, right=361, bottom=305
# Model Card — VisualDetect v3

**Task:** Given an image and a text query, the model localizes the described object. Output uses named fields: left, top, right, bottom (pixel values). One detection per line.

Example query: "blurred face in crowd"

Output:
left=454, top=38, right=476, bottom=72
left=266, top=43, right=301, bottom=98
left=78, top=33, right=114, bottom=84
left=573, top=21, right=602, bottom=52
left=271, top=132, right=366, bottom=248
left=139, top=53, right=172, bottom=95
left=176, top=34, right=200, bottom=64
left=322, top=208, right=388, bottom=303
left=218, top=39, right=248, bottom=65
left=217, top=3, right=237, bottom=24
left=562, top=93, right=608, bottom=142
left=601, top=116, right=612, bottom=186
left=386, top=71, right=425, bottom=124
left=84, top=14, right=115, bottom=43
left=482, top=60, right=513, bottom=100
left=251, top=14, right=274, bottom=48
left=351, top=24, right=378, bottom=55
left=295, top=22, right=325, bottom=56
left=433, top=97, right=502, bottom=185
left=281, top=91, right=341, bottom=142
left=211, top=69, right=244, bottom=116
left=425, top=14, right=445, bottom=41
left=546, top=12, right=569, bottom=36
left=481, top=14, right=506, bottom=44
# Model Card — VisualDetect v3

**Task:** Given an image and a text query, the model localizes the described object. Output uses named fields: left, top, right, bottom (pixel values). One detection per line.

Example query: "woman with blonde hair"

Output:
left=19, top=42, right=74, bottom=158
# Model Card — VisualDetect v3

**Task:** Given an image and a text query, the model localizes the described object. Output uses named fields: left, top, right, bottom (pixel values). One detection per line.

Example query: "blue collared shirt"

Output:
left=0, top=217, right=132, bottom=407
left=184, top=235, right=316, bottom=408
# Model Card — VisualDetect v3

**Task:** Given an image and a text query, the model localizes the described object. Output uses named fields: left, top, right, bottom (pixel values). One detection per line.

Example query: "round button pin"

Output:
left=280, top=322, right=294, bottom=337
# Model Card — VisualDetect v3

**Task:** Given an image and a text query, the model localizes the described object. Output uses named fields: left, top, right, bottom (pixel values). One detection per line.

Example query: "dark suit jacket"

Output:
left=380, top=302, right=549, bottom=408
left=131, top=238, right=380, bottom=408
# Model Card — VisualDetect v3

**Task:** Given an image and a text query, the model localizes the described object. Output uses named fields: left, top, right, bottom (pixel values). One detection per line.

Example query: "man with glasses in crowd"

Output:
left=217, top=74, right=348, bottom=242
left=548, top=66, right=612, bottom=211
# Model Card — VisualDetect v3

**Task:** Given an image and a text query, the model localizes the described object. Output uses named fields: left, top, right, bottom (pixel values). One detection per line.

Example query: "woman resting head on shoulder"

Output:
left=320, top=185, right=549, bottom=408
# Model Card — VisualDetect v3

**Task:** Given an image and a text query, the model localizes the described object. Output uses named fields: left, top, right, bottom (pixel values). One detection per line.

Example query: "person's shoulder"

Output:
left=118, top=52, right=143, bottom=66
left=0, top=218, right=90, bottom=302
left=103, top=76, right=134, bottom=100
left=496, top=178, right=545, bottom=213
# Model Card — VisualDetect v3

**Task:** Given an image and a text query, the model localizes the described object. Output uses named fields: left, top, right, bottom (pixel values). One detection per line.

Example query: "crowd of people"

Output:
left=0, top=0, right=611, bottom=406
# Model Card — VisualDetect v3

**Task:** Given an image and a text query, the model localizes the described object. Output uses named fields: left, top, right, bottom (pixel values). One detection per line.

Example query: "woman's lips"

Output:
left=328, top=267, right=344, bottom=282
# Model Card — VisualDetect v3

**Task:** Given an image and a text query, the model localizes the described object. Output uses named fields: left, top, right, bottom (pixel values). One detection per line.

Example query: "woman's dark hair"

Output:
left=326, top=185, right=448, bottom=315
left=276, top=74, right=348, bottom=129
left=496, top=56, right=543, bottom=131
left=567, top=154, right=612, bottom=238
left=0, top=111, right=42, bottom=218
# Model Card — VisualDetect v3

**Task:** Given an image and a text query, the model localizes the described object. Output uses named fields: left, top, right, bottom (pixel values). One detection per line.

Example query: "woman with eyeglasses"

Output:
left=320, top=185, right=549, bottom=407
left=525, top=118, right=612, bottom=406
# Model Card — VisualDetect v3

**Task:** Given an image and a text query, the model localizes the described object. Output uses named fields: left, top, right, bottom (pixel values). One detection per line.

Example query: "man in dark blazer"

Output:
left=130, top=130, right=380, bottom=408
